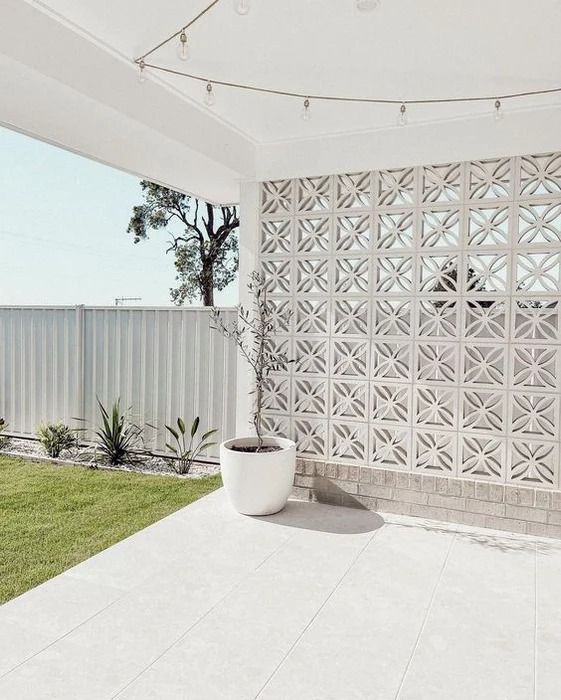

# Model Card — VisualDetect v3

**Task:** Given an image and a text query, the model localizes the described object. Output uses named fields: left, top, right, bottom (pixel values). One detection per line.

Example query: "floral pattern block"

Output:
left=468, top=158, right=512, bottom=200
left=335, top=172, right=371, bottom=210
left=371, top=384, right=411, bottom=424
left=296, top=216, right=330, bottom=254
left=377, top=168, right=415, bottom=206
left=414, top=430, right=456, bottom=473
left=332, top=340, right=369, bottom=378
left=259, top=152, right=561, bottom=488
left=371, top=426, right=410, bottom=469
left=461, top=436, right=504, bottom=480
left=335, top=214, right=371, bottom=252
left=519, top=153, right=561, bottom=197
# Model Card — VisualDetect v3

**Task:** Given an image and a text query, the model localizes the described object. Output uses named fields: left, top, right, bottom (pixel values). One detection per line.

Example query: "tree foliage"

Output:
left=127, top=181, right=239, bottom=306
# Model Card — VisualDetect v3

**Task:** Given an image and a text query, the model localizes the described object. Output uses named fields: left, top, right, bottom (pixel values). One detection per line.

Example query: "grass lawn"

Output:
left=0, top=455, right=221, bottom=604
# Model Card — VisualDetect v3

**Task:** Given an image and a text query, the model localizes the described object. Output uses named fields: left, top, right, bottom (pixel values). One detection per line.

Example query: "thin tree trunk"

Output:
left=254, top=289, right=266, bottom=451
left=254, top=380, right=263, bottom=451
left=202, top=285, right=214, bottom=306
left=201, top=260, right=214, bottom=306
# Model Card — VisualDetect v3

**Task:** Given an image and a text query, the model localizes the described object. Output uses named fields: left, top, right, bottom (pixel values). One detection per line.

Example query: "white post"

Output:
left=235, top=180, right=260, bottom=437
left=74, top=304, right=85, bottom=431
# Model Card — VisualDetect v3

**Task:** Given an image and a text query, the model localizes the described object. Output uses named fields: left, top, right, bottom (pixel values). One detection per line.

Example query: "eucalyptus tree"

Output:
left=128, top=181, right=239, bottom=306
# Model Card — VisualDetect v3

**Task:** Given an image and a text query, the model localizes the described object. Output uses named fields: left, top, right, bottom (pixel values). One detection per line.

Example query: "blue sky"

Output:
left=0, top=126, right=238, bottom=307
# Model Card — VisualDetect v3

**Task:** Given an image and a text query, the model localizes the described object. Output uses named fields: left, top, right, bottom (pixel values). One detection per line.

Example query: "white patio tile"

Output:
left=64, top=490, right=280, bottom=592
left=536, top=540, right=561, bottom=699
left=117, top=510, right=381, bottom=699
left=0, top=620, right=53, bottom=678
left=397, top=534, right=536, bottom=700
left=58, top=526, right=186, bottom=593
left=0, top=497, right=294, bottom=699
left=1, top=489, right=560, bottom=700
left=258, top=522, right=455, bottom=700
left=0, top=573, right=122, bottom=647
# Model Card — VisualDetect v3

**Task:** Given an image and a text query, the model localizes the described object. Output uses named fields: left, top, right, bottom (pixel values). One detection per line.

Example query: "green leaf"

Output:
left=191, top=416, right=200, bottom=438
left=166, top=425, right=179, bottom=441
left=177, top=417, right=186, bottom=435
left=199, top=441, right=217, bottom=451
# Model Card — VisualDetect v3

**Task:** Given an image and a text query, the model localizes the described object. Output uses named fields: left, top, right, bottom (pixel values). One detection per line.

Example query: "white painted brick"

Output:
left=358, top=483, right=393, bottom=500
left=465, top=499, right=506, bottom=517
left=428, top=493, right=466, bottom=510
left=393, top=488, right=429, bottom=505
left=505, top=504, right=547, bottom=524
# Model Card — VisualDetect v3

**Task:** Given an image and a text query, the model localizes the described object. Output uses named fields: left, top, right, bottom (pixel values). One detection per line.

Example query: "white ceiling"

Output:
left=29, top=0, right=561, bottom=143
left=3, top=0, right=561, bottom=203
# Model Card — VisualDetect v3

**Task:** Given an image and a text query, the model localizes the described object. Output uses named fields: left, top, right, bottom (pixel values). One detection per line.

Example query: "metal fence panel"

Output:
left=0, top=306, right=238, bottom=458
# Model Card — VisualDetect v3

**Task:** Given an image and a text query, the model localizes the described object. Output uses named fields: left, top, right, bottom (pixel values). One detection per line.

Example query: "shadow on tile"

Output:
left=252, top=500, right=385, bottom=534
left=392, top=518, right=558, bottom=553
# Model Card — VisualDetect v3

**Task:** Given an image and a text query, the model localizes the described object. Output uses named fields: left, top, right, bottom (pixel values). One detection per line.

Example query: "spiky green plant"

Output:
left=165, top=417, right=218, bottom=475
left=95, top=399, right=143, bottom=465
left=36, top=422, right=78, bottom=458
left=0, top=418, right=9, bottom=449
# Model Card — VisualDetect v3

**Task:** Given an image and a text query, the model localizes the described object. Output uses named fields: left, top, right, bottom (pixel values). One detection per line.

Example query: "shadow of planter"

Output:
left=251, top=485, right=384, bottom=535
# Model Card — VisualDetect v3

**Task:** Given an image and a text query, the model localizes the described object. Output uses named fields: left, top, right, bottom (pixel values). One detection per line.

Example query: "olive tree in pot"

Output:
left=211, top=271, right=295, bottom=515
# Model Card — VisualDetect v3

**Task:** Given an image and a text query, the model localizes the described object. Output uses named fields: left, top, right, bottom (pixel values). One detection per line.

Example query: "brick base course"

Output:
left=293, top=459, right=561, bottom=539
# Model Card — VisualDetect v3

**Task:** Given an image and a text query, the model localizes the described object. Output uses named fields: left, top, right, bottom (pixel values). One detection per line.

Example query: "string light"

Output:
left=301, top=97, right=311, bottom=121
left=134, top=1, right=561, bottom=122
left=138, top=59, right=146, bottom=83
left=134, top=60, right=560, bottom=123
left=356, top=0, right=381, bottom=10
left=234, top=0, right=250, bottom=15
left=494, top=99, right=504, bottom=121
left=177, top=29, right=189, bottom=61
left=204, top=82, right=216, bottom=107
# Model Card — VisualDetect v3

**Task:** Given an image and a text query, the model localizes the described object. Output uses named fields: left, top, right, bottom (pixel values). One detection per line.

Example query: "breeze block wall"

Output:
left=259, top=152, right=561, bottom=538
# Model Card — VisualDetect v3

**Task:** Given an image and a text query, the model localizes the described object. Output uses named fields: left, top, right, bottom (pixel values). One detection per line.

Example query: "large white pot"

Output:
left=220, top=436, right=296, bottom=516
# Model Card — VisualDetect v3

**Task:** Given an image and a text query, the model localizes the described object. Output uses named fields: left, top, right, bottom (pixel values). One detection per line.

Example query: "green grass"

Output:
left=0, top=456, right=221, bottom=603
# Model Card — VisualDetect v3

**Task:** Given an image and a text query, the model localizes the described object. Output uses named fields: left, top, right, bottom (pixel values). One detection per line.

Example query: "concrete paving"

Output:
left=0, top=487, right=560, bottom=699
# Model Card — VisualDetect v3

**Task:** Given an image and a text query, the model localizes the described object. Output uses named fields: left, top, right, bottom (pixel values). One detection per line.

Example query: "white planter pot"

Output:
left=220, top=436, right=296, bottom=516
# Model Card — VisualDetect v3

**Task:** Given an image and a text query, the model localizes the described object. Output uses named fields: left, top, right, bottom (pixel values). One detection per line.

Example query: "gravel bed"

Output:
left=0, top=437, right=220, bottom=479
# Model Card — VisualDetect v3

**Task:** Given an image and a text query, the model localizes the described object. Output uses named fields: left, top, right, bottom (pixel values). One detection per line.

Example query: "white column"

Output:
left=235, top=180, right=260, bottom=436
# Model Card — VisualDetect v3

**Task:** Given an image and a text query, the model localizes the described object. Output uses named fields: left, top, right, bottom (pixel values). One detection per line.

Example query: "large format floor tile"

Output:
left=535, top=540, right=561, bottom=699
left=1, top=488, right=560, bottom=699
left=258, top=523, right=454, bottom=700
left=397, top=534, right=536, bottom=700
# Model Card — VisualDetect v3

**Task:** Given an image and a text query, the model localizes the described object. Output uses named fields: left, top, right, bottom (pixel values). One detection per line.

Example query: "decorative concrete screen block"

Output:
left=259, top=152, right=561, bottom=490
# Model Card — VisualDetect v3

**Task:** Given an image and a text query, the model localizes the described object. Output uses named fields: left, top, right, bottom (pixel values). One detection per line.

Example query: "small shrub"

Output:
left=36, top=422, right=77, bottom=458
left=165, top=417, right=218, bottom=475
left=95, top=398, right=143, bottom=465
left=0, top=418, right=9, bottom=449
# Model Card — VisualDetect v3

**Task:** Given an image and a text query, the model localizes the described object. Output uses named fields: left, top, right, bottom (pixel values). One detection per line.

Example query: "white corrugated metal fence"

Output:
left=0, top=306, right=238, bottom=457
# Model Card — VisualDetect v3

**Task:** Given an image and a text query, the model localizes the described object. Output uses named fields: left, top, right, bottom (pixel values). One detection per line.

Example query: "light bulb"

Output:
left=204, top=82, right=216, bottom=107
left=177, top=29, right=189, bottom=61
left=138, top=60, right=146, bottom=83
left=494, top=99, right=504, bottom=121
left=301, top=98, right=311, bottom=121
left=234, top=0, right=250, bottom=14
left=397, top=103, right=408, bottom=126
left=356, top=0, right=381, bottom=10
